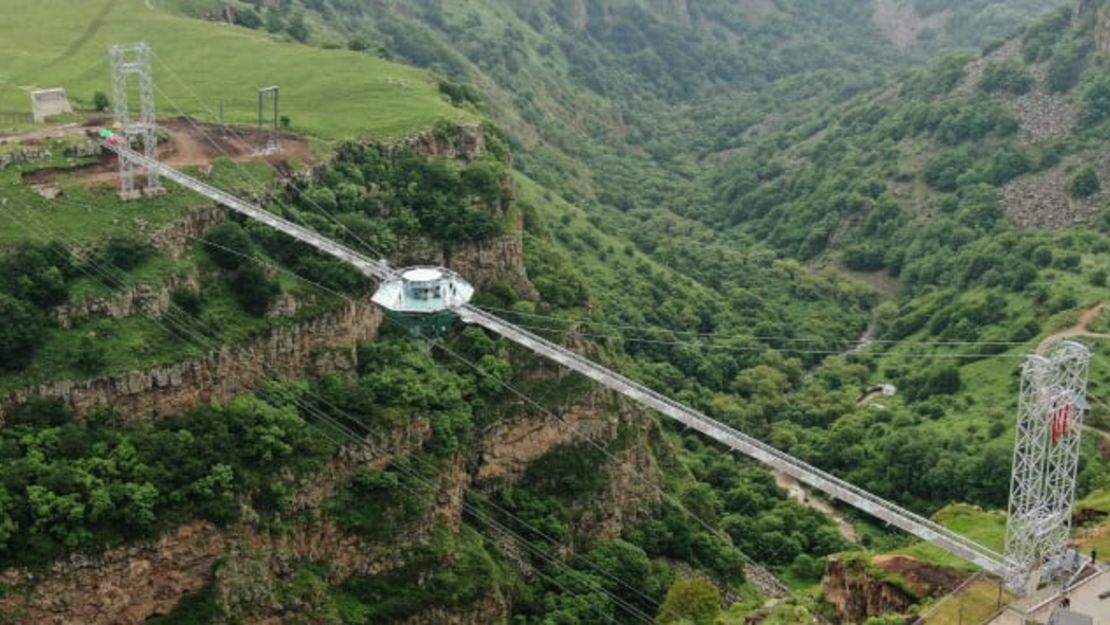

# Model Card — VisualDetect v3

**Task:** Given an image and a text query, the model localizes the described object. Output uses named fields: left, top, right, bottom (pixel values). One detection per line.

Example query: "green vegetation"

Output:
left=1071, top=164, right=1102, bottom=197
left=897, top=504, right=1007, bottom=571
left=655, top=578, right=721, bottom=625
left=0, top=394, right=332, bottom=567
left=979, top=59, right=1035, bottom=94
left=0, top=0, right=471, bottom=140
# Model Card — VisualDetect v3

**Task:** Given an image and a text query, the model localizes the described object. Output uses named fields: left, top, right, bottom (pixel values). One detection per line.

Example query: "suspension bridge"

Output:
left=98, top=136, right=1018, bottom=573
left=94, top=41, right=1098, bottom=598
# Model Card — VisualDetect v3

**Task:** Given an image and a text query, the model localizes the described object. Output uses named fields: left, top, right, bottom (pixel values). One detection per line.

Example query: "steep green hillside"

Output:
left=0, top=0, right=470, bottom=139
left=164, top=0, right=1067, bottom=209
left=695, top=1, right=1110, bottom=515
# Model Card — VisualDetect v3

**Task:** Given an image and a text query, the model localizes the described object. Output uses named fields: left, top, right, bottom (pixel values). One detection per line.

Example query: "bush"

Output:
left=230, top=265, right=280, bottom=316
left=0, top=294, right=44, bottom=371
left=103, top=234, right=149, bottom=270
left=0, top=243, right=71, bottom=308
left=655, top=579, right=721, bottom=625
left=235, top=7, right=262, bottom=29
left=1080, top=71, right=1110, bottom=127
left=92, top=92, right=110, bottom=112
left=170, top=288, right=203, bottom=317
left=203, top=223, right=253, bottom=271
left=979, top=59, right=1033, bottom=94
left=904, top=363, right=962, bottom=402
left=1070, top=165, right=1100, bottom=198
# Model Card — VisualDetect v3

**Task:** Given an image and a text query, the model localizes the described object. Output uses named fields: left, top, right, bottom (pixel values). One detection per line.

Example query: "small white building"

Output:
left=30, top=88, right=73, bottom=123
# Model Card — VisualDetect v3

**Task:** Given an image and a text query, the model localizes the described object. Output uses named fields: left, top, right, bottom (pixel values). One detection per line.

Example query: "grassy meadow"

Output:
left=0, top=0, right=470, bottom=140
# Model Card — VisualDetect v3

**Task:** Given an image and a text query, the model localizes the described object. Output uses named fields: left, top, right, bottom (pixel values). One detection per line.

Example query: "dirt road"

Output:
left=773, top=472, right=859, bottom=542
left=1038, top=304, right=1110, bottom=354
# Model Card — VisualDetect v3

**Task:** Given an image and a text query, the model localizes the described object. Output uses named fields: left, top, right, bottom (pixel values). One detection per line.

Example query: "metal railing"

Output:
left=101, top=141, right=392, bottom=280
left=456, top=304, right=1012, bottom=577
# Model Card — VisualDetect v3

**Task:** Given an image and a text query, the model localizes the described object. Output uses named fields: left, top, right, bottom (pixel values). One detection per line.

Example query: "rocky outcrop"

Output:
left=477, top=393, right=620, bottom=483
left=1, top=296, right=383, bottom=425
left=821, top=554, right=966, bottom=623
left=396, top=224, right=538, bottom=301
left=871, top=0, right=948, bottom=50
left=396, top=593, right=511, bottom=625
left=148, top=205, right=229, bottom=258
left=385, top=123, right=488, bottom=162
left=1002, top=156, right=1108, bottom=229
left=1076, top=0, right=1110, bottom=53
left=52, top=270, right=201, bottom=328
left=0, top=521, right=226, bottom=625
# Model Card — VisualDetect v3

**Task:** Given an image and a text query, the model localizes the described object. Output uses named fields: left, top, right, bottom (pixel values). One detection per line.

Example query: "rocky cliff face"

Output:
left=1, top=296, right=382, bottom=424
left=53, top=270, right=201, bottom=329
left=1076, top=0, right=1110, bottom=53
left=0, top=418, right=433, bottom=625
left=821, top=554, right=966, bottom=623
left=0, top=387, right=663, bottom=624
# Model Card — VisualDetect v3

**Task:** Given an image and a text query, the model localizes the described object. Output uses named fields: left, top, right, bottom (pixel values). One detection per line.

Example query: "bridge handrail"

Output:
left=457, top=305, right=1012, bottom=576
left=101, top=141, right=392, bottom=280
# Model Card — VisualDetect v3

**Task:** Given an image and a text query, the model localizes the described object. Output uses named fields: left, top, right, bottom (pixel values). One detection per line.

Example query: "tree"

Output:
left=263, top=8, right=285, bottom=34
left=0, top=294, right=44, bottom=371
left=93, top=91, right=110, bottom=112
left=655, top=579, right=720, bottom=625
left=235, top=7, right=263, bottom=29
left=203, top=223, right=253, bottom=270
left=230, top=264, right=280, bottom=316
left=287, top=13, right=309, bottom=43
left=103, top=234, right=149, bottom=270
left=1070, top=165, right=1101, bottom=198
left=74, top=334, right=106, bottom=374
left=979, top=59, right=1033, bottom=94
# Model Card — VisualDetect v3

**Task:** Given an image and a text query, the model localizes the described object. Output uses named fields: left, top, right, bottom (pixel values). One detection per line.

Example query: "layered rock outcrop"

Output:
left=821, top=554, right=965, bottom=623
left=1, top=296, right=382, bottom=424
left=1076, top=0, right=1110, bottom=53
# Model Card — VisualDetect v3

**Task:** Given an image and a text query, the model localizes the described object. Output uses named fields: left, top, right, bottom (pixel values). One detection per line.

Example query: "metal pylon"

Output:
left=257, top=85, right=279, bottom=154
left=1004, top=341, right=1092, bottom=594
left=110, top=42, right=161, bottom=198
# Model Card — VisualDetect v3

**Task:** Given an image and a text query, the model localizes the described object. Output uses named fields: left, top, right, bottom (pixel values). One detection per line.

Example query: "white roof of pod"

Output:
left=402, top=268, right=444, bottom=282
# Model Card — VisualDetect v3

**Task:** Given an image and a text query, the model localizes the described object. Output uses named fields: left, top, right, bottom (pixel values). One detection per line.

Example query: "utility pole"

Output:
left=109, top=42, right=162, bottom=199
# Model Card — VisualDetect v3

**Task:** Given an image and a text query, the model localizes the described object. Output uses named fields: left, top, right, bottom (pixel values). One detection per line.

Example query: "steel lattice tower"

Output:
left=257, top=85, right=279, bottom=154
left=110, top=42, right=161, bottom=198
left=1004, top=341, right=1091, bottom=594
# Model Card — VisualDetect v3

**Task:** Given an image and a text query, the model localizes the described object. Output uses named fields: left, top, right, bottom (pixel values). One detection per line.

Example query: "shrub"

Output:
left=1070, top=165, right=1100, bottom=198
left=1080, top=71, right=1110, bottom=127
left=904, top=363, right=962, bottom=402
left=92, top=92, right=110, bottom=112
left=203, top=223, right=253, bottom=271
left=655, top=579, right=721, bottom=625
left=0, top=294, right=44, bottom=371
left=170, top=288, right=203, bottom=317
left=230, top=265, right=280, bottom=316
left=979, top=60, right=1033, bottom=94
left=103, top=234, right=149, bottom=270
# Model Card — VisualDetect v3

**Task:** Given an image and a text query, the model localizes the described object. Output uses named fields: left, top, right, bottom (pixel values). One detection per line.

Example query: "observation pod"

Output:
left=371, top=267, right=474, bottom=337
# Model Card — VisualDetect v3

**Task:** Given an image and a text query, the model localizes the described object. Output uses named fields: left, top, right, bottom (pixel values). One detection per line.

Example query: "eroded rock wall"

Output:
left=1, top=296, right=383, bottom=425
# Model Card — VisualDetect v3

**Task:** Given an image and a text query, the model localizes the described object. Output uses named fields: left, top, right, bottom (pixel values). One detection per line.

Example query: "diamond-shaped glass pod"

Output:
left=371, top=267, right=474, bottom=336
